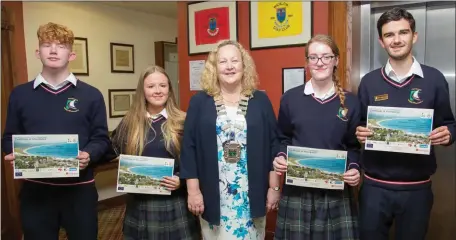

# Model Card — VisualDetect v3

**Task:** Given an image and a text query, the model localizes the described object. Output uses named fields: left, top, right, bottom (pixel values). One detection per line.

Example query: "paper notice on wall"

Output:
left=189, top=60, right=205, bottom=91
left=283, top=68, right=305, bottom=93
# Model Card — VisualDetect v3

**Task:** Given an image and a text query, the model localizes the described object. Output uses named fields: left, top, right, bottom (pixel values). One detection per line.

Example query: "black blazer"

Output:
left=180, top=90, right=280, bottom=225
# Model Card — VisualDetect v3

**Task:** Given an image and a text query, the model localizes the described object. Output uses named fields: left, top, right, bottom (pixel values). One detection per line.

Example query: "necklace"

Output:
left=214, top=94, right=250, bottom=163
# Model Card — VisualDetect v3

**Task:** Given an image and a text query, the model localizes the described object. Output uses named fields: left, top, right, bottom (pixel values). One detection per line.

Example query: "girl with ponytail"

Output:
left=272, top=34, right=361, bottom=239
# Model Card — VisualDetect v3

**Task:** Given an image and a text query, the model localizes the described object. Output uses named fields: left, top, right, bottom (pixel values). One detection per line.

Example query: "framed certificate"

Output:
left=282, top=67, right=305, bottom=94
left=69, top=37, right=89, bottom=76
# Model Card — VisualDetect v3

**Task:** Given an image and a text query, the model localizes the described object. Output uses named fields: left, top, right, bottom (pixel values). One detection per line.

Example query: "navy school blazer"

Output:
left=180, top=90, right=280, bottom=225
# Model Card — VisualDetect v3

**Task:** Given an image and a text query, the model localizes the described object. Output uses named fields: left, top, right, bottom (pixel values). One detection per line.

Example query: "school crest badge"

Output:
left=207, top=17, right=219, bottom=36
left=337, top=107, right=348, bottom=121
left=64, top=98, right=79, bottom=112
left=273, top=3, right=290, bottom=31
left=276, top=8, right=286, bottom=23
left=408, top=88, right=423, bottom=104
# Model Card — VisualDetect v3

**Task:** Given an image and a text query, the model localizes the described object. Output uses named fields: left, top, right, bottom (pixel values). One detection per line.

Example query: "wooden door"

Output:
left=1, top=5, right=23, bottom=240
left=154, top=41, right=180, bottom=105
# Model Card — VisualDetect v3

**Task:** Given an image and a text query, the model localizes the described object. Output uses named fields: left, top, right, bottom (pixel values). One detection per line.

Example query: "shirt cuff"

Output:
left=348, top=163, right=360, bottom=170
left=277, top=152, right=287, bottom=159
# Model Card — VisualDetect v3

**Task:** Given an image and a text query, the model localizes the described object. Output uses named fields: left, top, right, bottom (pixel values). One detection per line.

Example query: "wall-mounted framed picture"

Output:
left=249, top=1, right=313, bottom=50
left=187, top=1, right=238, bottom=55
left=282, top=67, right=305, bottom=94
left=108, top=89, right=136, bottom=118
left=110, top=43, right=135, bottom=73
left=69, top=37, right=89, bottom=75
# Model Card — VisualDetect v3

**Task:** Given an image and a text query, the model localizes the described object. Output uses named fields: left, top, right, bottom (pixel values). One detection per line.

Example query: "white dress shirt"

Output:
left=304, top=79, right=336, bottom=101
left=147, top=108, right=168, bottom=119
left=33, top=73, right=77, bottom=90
left=384, top=56, right=424, bottom=83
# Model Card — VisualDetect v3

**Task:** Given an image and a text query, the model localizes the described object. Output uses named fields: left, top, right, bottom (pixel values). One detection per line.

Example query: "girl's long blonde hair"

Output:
left=114, top=65, right=185, bottom=158
left=200, top=40, right=258, bottom=97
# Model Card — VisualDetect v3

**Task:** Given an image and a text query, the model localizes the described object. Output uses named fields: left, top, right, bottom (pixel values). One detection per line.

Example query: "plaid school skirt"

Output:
left=274, top=186, right=359, bottom=240
left=123, top=192, right=201, bottom=240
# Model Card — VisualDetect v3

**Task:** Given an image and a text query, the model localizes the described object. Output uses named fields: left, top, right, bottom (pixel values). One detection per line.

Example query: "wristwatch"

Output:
left=271, top=186, right=280, bottom=191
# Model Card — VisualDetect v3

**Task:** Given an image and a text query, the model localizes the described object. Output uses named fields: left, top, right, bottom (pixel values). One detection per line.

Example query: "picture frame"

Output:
left=108, top=89, right=136, bottom=118
left=69, top=37, right=89, bottom=75
left=187, top=1, right=238, bottom=55
left=249, top=2, right=313, bottom=50
left=110, top=43, right=135, bottom=73
left=282, top=67, right=305, bottom=94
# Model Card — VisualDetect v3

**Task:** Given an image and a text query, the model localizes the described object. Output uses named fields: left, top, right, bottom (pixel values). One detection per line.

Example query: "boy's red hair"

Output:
left=37, top=22, right=74, bottom=45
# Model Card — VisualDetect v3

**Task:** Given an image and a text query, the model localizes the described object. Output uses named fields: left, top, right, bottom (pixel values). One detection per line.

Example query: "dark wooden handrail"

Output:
left=93, top=158, right=119, bottom=175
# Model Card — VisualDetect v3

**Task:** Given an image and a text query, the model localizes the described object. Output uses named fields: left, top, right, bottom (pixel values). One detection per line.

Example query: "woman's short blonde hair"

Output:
left=200, top=40, right=258, bottom=97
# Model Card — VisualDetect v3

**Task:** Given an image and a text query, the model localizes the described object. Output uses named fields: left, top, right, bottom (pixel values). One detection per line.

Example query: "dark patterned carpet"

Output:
left=59, top=204, right=125, bottom=240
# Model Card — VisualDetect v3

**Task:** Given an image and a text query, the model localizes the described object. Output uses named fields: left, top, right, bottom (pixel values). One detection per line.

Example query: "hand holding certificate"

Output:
left=285, top=146, right=347, bottom=190
left=160, top=175, right=181, bottom=191
left=77, top=151, right=90, bottom=170
left=429, top=125, right=452, bottom=145
left=12, top=134, right=80, bottom=179
left=365, top=106, right=434, bottom=155
left=116, top=154, right=175, bottom=195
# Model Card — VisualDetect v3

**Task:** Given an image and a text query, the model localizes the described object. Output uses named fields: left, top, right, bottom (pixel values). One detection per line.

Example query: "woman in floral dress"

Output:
left=180, top=40, right=282, bottom=239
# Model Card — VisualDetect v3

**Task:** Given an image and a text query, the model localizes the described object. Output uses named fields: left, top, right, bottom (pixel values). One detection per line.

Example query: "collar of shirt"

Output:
left=146, top=108, right=168, bottom=119
left=384, top=56, right=424, bottom=83
left=33, top=73, right=78, bottom=90
left=303, top=79, right=336, bottom=101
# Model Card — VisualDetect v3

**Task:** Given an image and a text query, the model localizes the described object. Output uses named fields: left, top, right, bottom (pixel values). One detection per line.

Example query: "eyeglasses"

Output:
left=307, top=55, right=336, bottom=65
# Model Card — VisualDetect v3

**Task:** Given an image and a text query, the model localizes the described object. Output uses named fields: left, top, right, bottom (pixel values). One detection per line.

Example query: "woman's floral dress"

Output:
left=200, top=106, right=265, bottom=239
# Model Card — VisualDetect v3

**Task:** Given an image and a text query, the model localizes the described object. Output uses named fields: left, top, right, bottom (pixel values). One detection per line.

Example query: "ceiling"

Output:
left=100, top=1, right=177, bottom=18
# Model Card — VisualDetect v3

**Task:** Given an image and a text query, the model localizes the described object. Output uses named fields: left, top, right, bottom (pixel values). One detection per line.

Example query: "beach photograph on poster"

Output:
left=117, top=155, right=174, bottom=195
left=365, top=106, right=434, bottom=155
left=286, top=146, right=347, bottom=190
left=12, top=134, right=79, bottom=179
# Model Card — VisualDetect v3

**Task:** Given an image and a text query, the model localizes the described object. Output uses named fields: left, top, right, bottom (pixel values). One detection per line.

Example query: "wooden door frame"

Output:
left=154, top=40, right=177, bottom=68
left=1, top=2, right=28, bottom=239
left=329, top=1, right=350, bottom=90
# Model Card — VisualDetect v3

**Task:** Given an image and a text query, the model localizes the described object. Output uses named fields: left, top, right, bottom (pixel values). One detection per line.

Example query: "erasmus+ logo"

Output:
left=64, top=98, right=79, bottom=112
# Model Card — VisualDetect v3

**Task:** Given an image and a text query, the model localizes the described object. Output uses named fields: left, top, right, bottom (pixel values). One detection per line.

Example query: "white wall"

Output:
left=23, top=1, right=177, bottom=131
